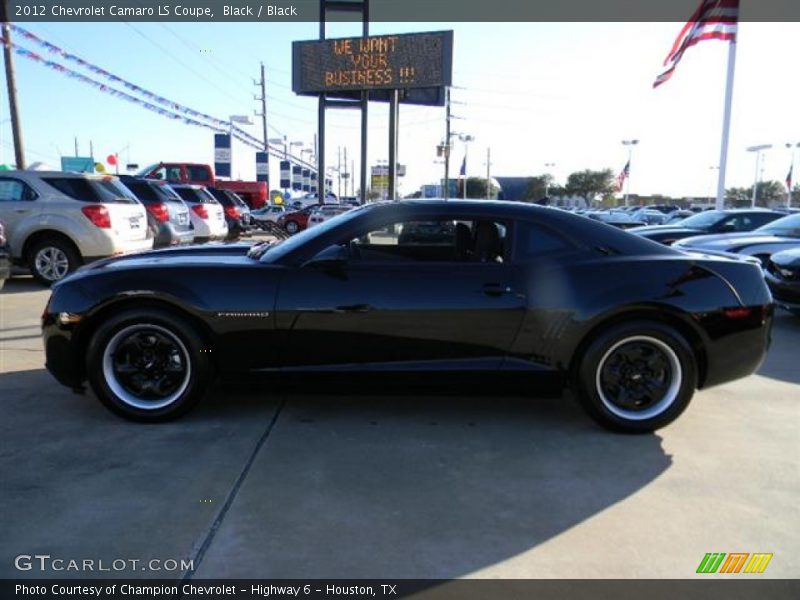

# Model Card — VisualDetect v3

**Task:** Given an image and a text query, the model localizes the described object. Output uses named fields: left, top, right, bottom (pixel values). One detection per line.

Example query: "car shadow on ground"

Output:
left=757, top=309, right=800, bottom=385
left=1, top=368, right=671, bottom=580
left=196, top=374, right=673, bottom=578
left=1, top=276, right=46, bottom=295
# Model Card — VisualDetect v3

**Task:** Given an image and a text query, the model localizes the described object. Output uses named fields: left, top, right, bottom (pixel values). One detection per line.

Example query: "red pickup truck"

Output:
left=138, top=162, right=268, bottom=209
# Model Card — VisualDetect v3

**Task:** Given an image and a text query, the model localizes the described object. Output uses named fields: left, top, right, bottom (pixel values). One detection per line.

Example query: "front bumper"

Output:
left=764, top=270, right=800, bottom=311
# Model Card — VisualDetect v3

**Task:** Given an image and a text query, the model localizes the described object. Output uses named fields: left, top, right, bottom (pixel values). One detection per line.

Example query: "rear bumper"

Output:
left=699, top=304, right=774, bottom=388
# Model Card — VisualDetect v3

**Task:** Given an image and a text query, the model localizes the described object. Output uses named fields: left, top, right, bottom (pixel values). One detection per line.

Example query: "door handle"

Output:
left=335, top=304, right=372, bottom=313
left=482, top=284, right=513, bottom=296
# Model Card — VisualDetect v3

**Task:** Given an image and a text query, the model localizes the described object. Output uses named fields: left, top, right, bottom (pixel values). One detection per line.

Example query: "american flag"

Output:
left=615, top=161, right=630, bottom=192
left=653, top=0, right=740, bottom=88
left=786, top=164, right=793, bottom=191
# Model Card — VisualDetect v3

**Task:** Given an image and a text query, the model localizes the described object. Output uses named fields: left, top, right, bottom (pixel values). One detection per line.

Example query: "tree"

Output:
left=755, top=180, right=786, bottom=206
left=725, top=187, right=750, bottom=206
left=520, top=175, right=553, bottom=202
left=564, top=169, right=615, bottom=205
left=464, top=177, right=500, bottom=199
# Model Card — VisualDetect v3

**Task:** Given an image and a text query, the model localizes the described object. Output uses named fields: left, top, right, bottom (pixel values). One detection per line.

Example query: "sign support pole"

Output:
left=388, top=89, right=399, bottom=201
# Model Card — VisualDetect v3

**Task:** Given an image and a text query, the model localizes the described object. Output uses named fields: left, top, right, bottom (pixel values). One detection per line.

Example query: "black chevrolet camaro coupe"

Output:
left=42, top=201, right=773, bottom=432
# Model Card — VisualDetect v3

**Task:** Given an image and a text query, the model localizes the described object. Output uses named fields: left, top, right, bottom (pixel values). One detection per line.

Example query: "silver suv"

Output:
left=0, top=171, right=152, bottom=285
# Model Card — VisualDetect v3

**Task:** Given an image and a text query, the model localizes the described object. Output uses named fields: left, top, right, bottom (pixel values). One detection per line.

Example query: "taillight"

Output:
left=224, top=205, right=240, bottom=219
left=191, top=205, right=209, bottom=219
left=146, top=202, right=170, bottom=223
left=724, top=307, right=753, bottom=319
left=81, top=205, right=111, bottom=229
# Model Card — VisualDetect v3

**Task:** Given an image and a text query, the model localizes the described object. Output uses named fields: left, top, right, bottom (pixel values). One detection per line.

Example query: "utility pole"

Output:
left=255, top=63, right=268, bottom=151
left=74, top=137, right=79, bottom=156
left=443, top=87, right=451, bottom=200
left=337, top=146, right=342, bottom=198
left=2, top=20, right=26, bottom=169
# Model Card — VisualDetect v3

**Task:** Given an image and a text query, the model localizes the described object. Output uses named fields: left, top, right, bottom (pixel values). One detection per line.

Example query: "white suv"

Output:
left=0, top=171, right=152, bottom=285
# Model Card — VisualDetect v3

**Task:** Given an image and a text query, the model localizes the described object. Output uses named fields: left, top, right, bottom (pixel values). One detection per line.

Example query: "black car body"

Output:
left=0, top=220, right=10, bottom=291
left=118, top=176, right=194, bottom=248
left=207, top=187, right=252, bottom=240
left=765, top=247, right=800, bottom=316
left=42, top=201, right=773, bottom=432
left=672, top=213, right=800, bottom=264
left=630, top=209, right=783, bottom=245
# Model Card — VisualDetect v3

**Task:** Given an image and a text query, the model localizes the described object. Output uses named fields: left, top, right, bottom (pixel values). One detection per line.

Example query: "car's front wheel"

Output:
left=86, top=308, right=213, bottom=421
left=574, top=321, right=697, bottom=433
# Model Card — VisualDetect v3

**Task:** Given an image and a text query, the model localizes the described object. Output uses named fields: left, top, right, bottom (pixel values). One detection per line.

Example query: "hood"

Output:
left=771, top=246, right=800, bottom=268
left=674, top=233, right=793, bottom=251
left=68, top=242, right=256, bottom=276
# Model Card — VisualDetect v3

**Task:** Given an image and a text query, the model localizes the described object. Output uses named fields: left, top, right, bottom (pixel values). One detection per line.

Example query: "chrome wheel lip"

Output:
left=595, top=335, right=682, bottom=421
left=102, top=324, right=192, bottom=411
left=34, top=246, right=69, bottom=281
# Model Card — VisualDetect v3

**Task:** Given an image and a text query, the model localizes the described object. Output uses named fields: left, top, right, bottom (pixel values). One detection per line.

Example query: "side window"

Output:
left=348, top=218, right=507, bottom=263
left=0, top=179, right=31, bottom=202
left=187, top=165, right=211, bottom=181
left=515, top=221, right=574, bottom=259
left=752, top=213, right=778, bottom=227
left=41, top=178, right=101, bottom=202
left=165, top=166, right=183, bottom=182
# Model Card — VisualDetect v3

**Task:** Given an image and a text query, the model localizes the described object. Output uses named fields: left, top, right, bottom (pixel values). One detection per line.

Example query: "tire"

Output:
left=86, top=308, right=213, bottom=422
left=28, top=237, right=81, bottom=286
left=284, top=220, right=299, bottom=234
left=573, top=321, right=697, bottom=433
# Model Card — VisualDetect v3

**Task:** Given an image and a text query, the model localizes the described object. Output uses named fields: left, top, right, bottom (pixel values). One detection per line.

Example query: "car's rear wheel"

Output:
left=86, top=309, right=212, bottom=421
left=28, top=237, right=81, bottom=285
left=284, top=220, right=299, bottom=234
left=574, top=321, right=697, bottom=433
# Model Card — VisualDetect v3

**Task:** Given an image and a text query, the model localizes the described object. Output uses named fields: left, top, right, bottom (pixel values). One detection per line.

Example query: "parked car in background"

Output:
left=0, top=171, right=151, bottom=285
left=307, top=204, right=352, bottom=228
left=207, top=187, right=252, bottom=241
left=277, top=205, right=315, bottom=234
left=118, top=176, right=193, bottom=249
left=137, top=162, right=268, bottom=209
left=585, top=210, right=645, bottom=229
left=765, top=247, right=800, bottom=316
left=664, top=210, right=694, bottom=225
left=0, top=220, right=10, bottom=291
left=673, top=213, right=800, bottom=265
left=43, top=200, right=773, bottom=432
left=171, top=184, right=228, bottom=243
left=251, top=205, right=286, bottom=227
left=630, top=209, right=783, bottom=245
left=631, top=208, right=670, bottom=225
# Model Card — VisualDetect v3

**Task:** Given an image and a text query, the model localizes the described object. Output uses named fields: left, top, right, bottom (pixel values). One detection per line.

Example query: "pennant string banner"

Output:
left=9, top=24, right=266, bottom=148
left=0, top=32, right=318, bottom=172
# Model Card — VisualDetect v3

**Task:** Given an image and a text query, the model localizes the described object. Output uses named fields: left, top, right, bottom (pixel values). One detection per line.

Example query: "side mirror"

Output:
left=304, top=244, right=349, bottom=268
left=24, top=188, right=38, bottom=201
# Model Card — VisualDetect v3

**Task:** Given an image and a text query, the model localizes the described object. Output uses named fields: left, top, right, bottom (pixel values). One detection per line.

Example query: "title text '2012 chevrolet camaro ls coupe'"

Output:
left=42, top=201, right=773, bottom=432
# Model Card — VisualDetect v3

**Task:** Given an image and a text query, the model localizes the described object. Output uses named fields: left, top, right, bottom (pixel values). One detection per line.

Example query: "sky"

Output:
left=1, top=19, right=799, bottom=199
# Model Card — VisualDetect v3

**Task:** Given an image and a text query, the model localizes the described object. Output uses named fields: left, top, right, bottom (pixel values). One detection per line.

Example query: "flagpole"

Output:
left=715, top=38, right=737, bottom=211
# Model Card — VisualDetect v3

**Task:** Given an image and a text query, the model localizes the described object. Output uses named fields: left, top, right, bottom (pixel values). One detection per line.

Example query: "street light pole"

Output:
left=621, top=140, right=639, bottom=207
left=747, top=144, right=772, bottom=208
left=786, top=142, right=799, bottom=208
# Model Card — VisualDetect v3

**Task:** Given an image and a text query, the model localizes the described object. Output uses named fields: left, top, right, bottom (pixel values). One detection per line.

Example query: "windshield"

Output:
left=757, top=213, right=800, bottom=237
left=251, top=204, right=370, bottom=261
left=677, top=210, right=724, bottom=229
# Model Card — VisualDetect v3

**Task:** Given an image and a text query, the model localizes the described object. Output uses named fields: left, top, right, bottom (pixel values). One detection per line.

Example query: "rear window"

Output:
left=207, top=188, right=232, bottom=206
left=43, top=177, right=137, bottom=204
left=175, top=187, right=216, bottom=204
left=122, top=181, right=160, bottom=204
